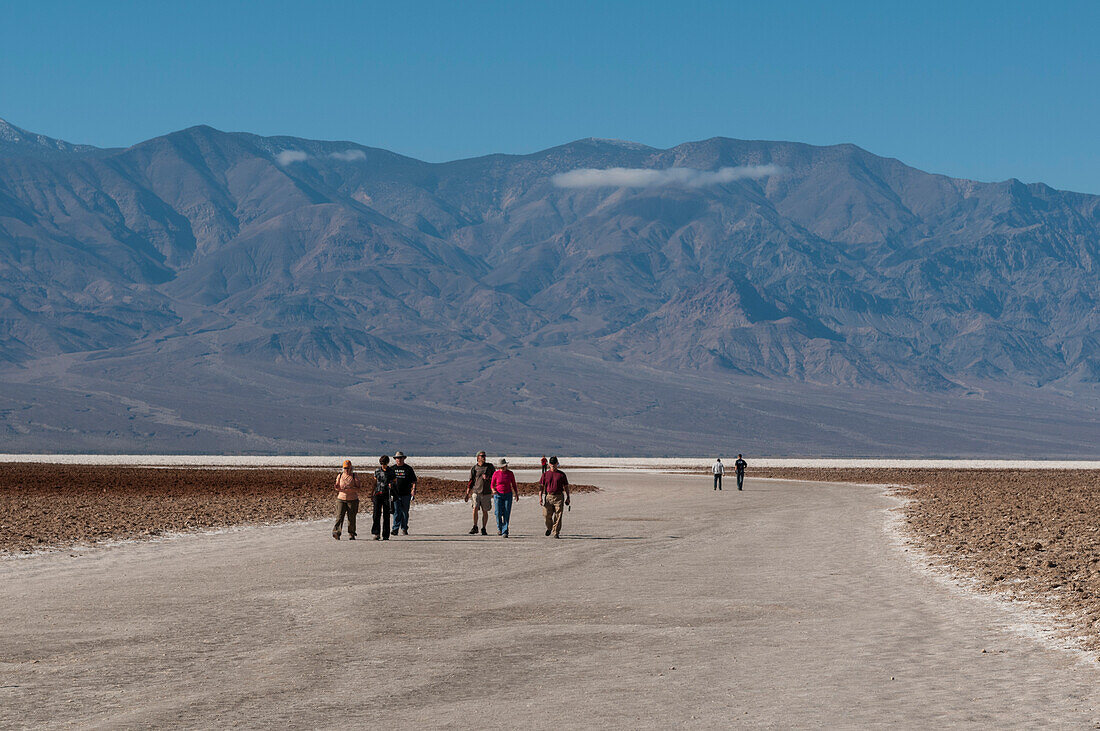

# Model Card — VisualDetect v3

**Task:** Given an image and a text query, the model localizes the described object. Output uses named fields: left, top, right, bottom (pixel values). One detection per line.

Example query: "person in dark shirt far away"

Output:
left=735, top=454, right=748, bottom=490
left=390, top=451, right=417, bottom=536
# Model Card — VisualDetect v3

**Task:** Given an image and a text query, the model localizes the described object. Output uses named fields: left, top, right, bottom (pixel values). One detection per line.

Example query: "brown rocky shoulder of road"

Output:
left=749, top=467, right=1100, bottom=653
left=0, top=464, right=596, bottom=555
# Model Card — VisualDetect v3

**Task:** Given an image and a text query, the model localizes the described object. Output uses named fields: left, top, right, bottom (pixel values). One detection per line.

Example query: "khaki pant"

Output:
left=334, top=499, right=358, bottom=537
left=543, top=492, right=565, bottom=536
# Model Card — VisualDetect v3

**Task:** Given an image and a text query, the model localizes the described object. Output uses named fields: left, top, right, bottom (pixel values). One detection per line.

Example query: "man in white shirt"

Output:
left=712, top=458, right=724, bottom=491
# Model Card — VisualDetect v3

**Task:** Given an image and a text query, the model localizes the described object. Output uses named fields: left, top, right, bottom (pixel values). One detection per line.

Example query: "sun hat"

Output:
left=343, top=459, right=352, bottom=468
left=499, top=458, right=508, bottom=466
left=394, top=451, right=406, bottom=458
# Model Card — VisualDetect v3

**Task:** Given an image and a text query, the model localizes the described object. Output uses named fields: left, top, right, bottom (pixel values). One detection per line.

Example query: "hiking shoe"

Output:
left=401, top=529, right=408, bottom=536
left=373, top=535, right=381, bottom=541
left=469, top=525, right=478, bottom=535
left=545, top=529, right=552, bottom=536
left=349, top=535, right=356, bottom=540
left=480, top=528, right=487, bottom=536
left=503, top=531, right=509, bottom=538
left=332, top=531, right=340, bottom=540
left=553, top=533, right=560, bottom=539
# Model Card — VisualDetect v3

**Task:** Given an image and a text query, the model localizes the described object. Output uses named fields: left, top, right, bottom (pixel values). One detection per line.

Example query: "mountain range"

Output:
left=2, top=116, right=1099, bottom=456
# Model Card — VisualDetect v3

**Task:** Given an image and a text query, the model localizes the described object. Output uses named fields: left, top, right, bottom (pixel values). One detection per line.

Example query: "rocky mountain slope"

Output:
left=2, top=119, right=1099, bottom=454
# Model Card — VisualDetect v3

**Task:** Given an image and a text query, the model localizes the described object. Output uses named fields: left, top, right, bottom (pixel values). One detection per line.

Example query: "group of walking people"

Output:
left=332, top=452, right=571, bottom=540
left=332, top=451, right=417, bottom=540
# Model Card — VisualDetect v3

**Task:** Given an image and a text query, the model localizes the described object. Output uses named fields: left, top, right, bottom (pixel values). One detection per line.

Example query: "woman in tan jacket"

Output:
left=333, top=459, right=362, bottom=540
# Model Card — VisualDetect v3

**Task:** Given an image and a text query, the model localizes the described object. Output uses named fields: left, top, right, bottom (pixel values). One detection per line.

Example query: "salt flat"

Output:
left=1, top=470, right=1098, bottom=728
left=3, top=454, right=1100, bottom=470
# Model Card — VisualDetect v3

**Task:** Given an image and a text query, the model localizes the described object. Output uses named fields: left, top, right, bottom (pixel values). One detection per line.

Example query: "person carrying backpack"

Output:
left=372, top=455, right=395, bottom=540
left=735, top=454, right=747, bottom=491
left=333, top=460, right=362, bottom=540
left=465, top=450, right=495, bottom=536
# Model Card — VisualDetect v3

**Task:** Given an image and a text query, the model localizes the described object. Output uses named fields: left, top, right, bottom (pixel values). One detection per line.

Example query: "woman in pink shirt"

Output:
left=490, top=458, right=519, bottom=537
left=333, top=459, right=362, bottom=540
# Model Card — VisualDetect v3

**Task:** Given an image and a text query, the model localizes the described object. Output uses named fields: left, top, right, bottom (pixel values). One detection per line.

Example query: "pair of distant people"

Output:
left=467, top=453, right=570, bottom=538
left=332, top=451, right=416, bottom=540
left=712, top=455, right=747, bottom=491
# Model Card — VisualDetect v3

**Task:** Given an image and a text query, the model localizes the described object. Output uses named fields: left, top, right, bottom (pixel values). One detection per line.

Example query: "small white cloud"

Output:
left=552, top=164, right=782, bottom=189
left=329, top=149, right=366, bottom=162
left=276, top=150, right=309, bottom=166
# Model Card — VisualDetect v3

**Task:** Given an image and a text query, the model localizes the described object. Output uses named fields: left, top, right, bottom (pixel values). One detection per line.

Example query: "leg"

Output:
left=550, top=495, right=564, bottom=536
left=494, top=495, right=504, bottom=534
left=397, top=496, right=411, bottom=531
left=737, top=473, right=744, bottom=490
left=333, top=500, right=347, bottom=537
left=346, top=500, right=358, bottom=538
left=544, top=499, right=554, bottom=532
left=480, top=496, right=489, bottom=528
left=371, top=495, right=382, bottom=536
left=382, top=497, right=391, bottom=539
left=501, top=494, right=513, bottom=535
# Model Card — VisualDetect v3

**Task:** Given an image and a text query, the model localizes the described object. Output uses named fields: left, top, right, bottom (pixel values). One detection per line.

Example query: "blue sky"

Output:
left=3, top=0, right=1098, bottom=192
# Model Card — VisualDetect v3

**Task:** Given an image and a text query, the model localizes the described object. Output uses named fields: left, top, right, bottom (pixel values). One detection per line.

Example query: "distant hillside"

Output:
left=2, top=119, right=1099, bottom=455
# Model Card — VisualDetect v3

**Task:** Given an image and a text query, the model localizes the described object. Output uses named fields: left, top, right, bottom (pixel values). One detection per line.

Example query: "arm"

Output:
left=564, top=474, right=571, bottom=505
left=466, top=467, right=474, bottom=501
left=511, top=472, right=519, bottom=499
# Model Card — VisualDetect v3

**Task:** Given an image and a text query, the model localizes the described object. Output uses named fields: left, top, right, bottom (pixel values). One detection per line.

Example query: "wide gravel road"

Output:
left=2, top=471, right=1098, bottom=728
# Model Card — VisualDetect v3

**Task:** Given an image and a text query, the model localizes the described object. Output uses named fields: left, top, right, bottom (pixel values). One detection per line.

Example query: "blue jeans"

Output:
left=493, top=493, right=513, bottom=534
left=391, top=495, right=412, bottom=532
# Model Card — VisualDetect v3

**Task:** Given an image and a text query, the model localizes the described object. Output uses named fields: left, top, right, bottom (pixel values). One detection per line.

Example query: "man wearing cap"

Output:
left=538, top=456, right=570, bottom=538
left=390, top=452, right=417, bottom=536
left=735, top=454, right=747, bottom=490
left=333, top=460, right=362, bottom=540
left=465, top=450, right=495, bottom=536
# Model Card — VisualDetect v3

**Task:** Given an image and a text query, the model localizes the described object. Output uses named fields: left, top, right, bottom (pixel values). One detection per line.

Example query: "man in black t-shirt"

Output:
left=390, top=451, right=417, bottom=536
left=735, top=454, right=747, bottom=490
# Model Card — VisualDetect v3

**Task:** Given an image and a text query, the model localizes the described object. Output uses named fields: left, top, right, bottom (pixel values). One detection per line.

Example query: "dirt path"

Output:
left=2, top=471, right=1098, bottom=729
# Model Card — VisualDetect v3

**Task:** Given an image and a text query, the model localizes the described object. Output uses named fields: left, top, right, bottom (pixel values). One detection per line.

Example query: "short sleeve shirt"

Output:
left=735, top=459, right=747, bottom=473
left=539, top=469, right=568, bottom=494
left=392, top=464, right=417, bottom=497
left=469, top=463, right=495, bottom=494
left=374, top=466, right=396, bottom=496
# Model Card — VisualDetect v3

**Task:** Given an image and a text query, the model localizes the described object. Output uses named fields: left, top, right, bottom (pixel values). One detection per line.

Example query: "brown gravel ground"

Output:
left=750, top=467, right=1100, bottom=653
left=0, top=464, right=596, bottom=555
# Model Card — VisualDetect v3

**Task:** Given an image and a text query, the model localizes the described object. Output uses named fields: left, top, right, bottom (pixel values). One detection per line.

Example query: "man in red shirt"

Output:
left=538, top=456, right=571, bottom=538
